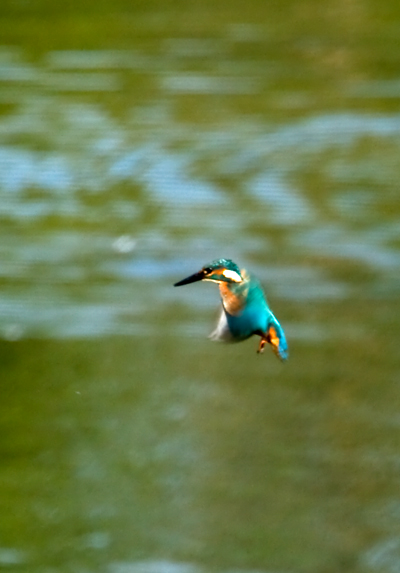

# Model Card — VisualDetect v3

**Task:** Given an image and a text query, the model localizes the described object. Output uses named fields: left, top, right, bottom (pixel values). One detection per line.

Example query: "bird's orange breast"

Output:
left=219, top=280, right=249, bottom=315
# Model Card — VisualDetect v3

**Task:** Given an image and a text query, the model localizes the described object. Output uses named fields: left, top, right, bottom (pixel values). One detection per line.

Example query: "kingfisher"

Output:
left=174, top=258, right=288, bottom=361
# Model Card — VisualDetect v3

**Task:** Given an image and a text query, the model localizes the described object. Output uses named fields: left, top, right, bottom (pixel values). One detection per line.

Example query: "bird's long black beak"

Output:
left=174, top=269, right=206, bottom=287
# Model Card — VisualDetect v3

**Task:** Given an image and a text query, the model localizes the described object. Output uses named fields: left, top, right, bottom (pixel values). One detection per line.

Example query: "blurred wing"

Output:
left=209, top=308, right=234, bottom=342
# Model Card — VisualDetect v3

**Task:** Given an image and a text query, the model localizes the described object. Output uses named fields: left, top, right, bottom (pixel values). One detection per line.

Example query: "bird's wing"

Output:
left=208, top=307, right=234, bottom=342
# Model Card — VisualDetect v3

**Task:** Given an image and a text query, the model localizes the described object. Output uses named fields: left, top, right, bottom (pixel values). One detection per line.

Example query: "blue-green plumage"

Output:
left=174, top=258, right=288, bottom=361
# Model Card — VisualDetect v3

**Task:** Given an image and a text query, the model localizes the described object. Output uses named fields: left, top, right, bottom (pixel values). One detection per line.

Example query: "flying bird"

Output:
left=174, top=258, right=288, bottom=360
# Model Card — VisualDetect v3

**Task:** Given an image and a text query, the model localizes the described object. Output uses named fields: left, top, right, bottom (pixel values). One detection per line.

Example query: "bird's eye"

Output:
left=203, top=267, right=212, bottom=275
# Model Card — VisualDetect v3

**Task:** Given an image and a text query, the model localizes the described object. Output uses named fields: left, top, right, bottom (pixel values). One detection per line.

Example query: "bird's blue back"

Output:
left=221, top=272, right=288, bottom=360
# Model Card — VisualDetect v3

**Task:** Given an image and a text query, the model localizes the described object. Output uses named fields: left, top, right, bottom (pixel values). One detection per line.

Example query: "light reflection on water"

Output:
left=1, top=48, right=400, bottom=340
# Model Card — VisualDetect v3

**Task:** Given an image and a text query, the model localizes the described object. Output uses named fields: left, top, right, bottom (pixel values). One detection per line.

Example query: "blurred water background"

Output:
left=1, top=1, right=400, bottom=572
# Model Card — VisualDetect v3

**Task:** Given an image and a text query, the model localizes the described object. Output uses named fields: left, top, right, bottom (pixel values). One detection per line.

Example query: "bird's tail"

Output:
left=264, top=314, right=288, bottom=361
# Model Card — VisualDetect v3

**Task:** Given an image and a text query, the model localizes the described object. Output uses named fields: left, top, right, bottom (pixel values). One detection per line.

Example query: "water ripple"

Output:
left=0, top=50, right=399, bottom=337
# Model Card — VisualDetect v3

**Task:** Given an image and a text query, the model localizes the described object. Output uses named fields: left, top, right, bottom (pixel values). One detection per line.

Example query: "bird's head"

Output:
left=174, top=259, right=243, bottom=287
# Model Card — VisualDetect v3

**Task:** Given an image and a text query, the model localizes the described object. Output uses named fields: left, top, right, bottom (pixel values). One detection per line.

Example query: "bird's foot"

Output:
left=257, top=338, right=267, bottom=354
